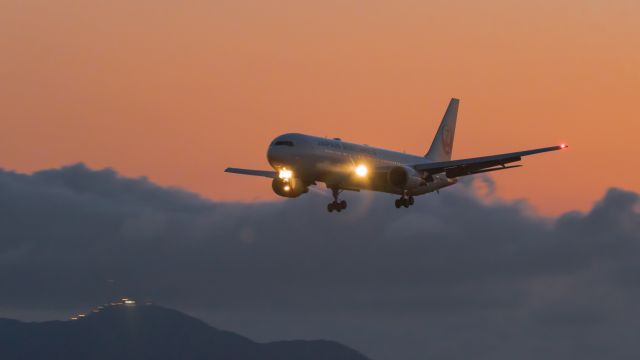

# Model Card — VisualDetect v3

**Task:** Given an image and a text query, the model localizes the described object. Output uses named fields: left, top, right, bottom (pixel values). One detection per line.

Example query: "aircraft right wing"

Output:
left=225, top=167, right=277, bottom=178
left=412, top=144, right=567, bottom=178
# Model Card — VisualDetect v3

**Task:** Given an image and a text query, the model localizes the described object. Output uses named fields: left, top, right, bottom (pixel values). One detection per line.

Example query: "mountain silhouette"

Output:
left=0, top=303, right=371, bottom=360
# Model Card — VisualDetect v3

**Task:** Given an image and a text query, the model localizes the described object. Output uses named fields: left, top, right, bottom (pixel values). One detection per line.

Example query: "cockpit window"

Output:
left=273, top=140, right=294, bottom=147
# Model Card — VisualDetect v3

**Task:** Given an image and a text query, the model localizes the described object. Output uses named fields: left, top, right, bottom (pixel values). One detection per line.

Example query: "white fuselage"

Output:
left=266, top=133, right=456, bottom=196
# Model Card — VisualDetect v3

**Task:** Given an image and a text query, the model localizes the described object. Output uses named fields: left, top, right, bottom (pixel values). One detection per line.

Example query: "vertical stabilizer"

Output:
left=425, top=98, right=459, bottom=161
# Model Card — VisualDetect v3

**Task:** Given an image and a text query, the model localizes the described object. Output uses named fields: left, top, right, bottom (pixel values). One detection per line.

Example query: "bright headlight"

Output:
left=279, top=168, right=293, bottom=180
left=355, top=164, right=368, bottom=177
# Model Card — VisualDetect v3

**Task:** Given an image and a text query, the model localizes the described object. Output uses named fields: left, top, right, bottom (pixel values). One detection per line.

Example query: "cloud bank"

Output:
left=1, top=164, right=639, bottom=360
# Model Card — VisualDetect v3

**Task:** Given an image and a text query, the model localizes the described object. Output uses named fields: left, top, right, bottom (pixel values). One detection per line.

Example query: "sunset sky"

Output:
left=3, top=3, right=640, bottom=359
left=1, top=0, right=639, bottom=215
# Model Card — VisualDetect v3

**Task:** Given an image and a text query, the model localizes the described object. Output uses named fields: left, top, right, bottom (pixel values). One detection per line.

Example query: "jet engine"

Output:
left=387, top=166, right=426, bottom=190
left=271, top=178, right=308, bottom=198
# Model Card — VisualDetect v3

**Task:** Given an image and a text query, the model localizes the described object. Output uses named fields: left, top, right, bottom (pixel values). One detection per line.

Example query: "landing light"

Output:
left=355, top=164, right=368, bottom=177
left=560, top=143, right=568, bottom=149
left=279, top=169, right=293, bottom=180
left=283, top=185, right=291, bottom=192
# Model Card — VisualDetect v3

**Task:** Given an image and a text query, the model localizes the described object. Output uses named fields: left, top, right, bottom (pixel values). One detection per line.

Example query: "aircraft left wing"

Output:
left=225, top=168, right=277, bottom=178
left=412, top=144, right=567, bottom=178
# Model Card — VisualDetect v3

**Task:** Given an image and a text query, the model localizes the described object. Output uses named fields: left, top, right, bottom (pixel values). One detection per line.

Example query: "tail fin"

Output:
left=425, top=98, right=459, bottom=161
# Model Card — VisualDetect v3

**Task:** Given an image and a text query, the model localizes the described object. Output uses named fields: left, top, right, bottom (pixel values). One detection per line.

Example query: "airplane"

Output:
left=225, top=98, right=567, bottom=212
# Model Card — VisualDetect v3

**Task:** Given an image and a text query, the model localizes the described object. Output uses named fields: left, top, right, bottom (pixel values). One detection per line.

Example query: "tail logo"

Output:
left=441, top=126, right=453, bottom=155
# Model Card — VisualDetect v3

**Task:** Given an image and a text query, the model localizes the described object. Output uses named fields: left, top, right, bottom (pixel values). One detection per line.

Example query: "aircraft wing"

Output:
left=412, top=144, right=567, bottom=178
left=225, top=167, right=277, bottom=178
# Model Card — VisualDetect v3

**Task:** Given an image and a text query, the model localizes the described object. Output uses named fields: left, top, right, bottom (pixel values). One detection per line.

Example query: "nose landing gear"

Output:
left=327, top=188, right=348, bottom=213
left=395, top=193, right=415, bottom=208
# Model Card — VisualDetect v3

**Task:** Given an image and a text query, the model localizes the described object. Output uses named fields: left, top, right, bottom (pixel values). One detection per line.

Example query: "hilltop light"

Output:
left=355, top=164, right=368, bottom=177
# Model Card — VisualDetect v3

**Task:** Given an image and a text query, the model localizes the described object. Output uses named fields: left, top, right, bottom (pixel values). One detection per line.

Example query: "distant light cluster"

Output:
left=69, top=298, right=151, bottom=321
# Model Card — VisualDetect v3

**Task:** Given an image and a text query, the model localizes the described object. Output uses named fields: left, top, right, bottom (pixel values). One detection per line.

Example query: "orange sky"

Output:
left=1, top=0, right=638, bottom=215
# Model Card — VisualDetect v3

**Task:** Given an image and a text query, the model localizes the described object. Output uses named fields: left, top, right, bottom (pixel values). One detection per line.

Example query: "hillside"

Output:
left=0, top=303, right=371, bottom=360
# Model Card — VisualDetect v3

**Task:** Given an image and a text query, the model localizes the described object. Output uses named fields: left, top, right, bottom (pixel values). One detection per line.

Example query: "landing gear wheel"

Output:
left=327, top=188, right=347, bottom=213
left=395, top=192, right=414, bottom=208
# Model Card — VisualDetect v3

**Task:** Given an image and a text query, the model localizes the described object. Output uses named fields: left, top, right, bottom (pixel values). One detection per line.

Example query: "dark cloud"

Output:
left=1, top=163, right=639, bottom=360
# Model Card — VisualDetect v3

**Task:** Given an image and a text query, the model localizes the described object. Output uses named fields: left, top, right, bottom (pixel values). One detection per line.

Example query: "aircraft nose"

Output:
left=267, top=146, right=286, bottom=167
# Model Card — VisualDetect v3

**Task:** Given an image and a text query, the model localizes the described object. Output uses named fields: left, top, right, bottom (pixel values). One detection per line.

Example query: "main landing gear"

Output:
left=327, top=188, right=347, bottom=213
left=395, top=193, right=415, bottom=208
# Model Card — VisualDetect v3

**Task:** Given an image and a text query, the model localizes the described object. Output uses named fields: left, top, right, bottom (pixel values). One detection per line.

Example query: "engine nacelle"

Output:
left=271, top=178, right=308, bottom=198
left=388, top=166, right=426, bottom=190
